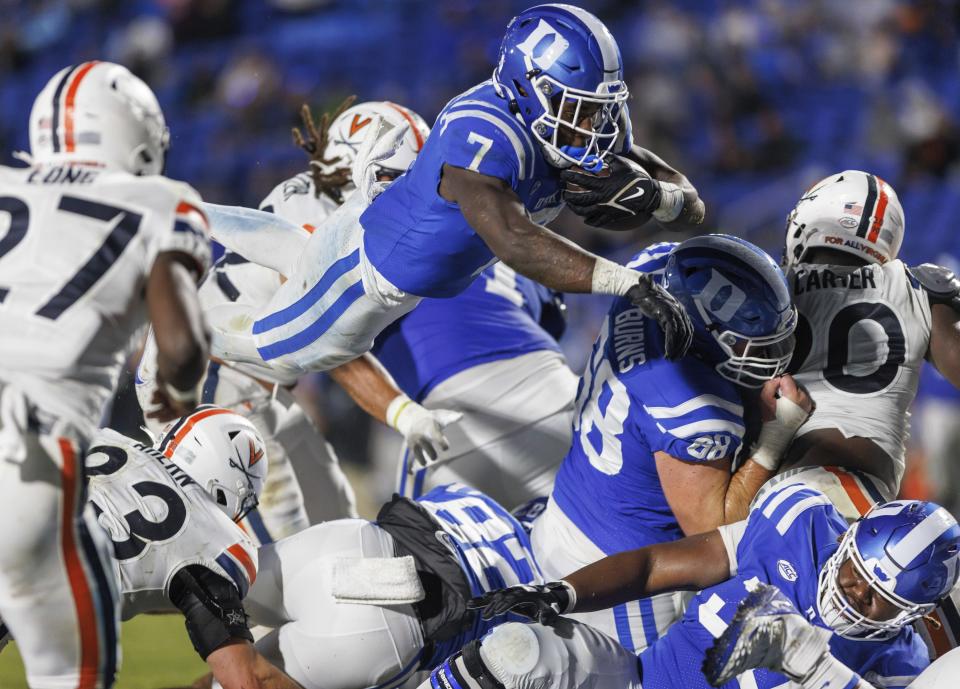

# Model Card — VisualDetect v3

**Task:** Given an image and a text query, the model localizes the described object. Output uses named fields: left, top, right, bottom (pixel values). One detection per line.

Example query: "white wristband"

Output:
left=653, top=181, right=685, bottom=223
left=592, top=258, right=639, bottom=296
left=386, top=394, right=412, bottom=432
left=751, top=395, right=810, bottom=471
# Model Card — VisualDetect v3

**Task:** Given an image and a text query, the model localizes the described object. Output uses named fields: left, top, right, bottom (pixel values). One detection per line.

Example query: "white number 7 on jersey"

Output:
left=467, top=132, right=494, bottom=172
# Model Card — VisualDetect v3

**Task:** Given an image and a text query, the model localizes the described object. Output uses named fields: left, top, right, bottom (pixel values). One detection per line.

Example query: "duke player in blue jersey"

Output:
left=204, top=3, right=703, bottom=377
left=374, top=262, right=576, bottom=510
left=531, top=234, right=810, bottom=654
left=433, top=491, right=960, bottom=689
left=221, top=483, right=545, bottom=689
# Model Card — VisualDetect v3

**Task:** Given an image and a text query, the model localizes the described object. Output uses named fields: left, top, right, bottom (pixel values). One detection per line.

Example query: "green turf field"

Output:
left=0, top=615, right=207, bottom=689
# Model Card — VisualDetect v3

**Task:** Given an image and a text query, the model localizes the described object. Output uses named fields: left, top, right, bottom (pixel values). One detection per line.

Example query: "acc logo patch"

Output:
left=777, top=559, right=798, bottom=582
left=838, top=216, right=859, bottom=229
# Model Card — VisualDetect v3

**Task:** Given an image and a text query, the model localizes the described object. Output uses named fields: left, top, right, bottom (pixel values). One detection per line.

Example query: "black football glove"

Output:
left=467, top=582, right=573, bottom=624
left=628, top=274, right=694, bottom=360
left=562, top=155, right=662, bottom=227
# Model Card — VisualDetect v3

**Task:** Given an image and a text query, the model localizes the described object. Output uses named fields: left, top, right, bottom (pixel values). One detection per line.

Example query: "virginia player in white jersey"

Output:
left=374, top=262, right=576, bottom=510
left=0, top=61, right=210, bottom=689
left=204, top=3, right=704, bottom=379
left=751, top=171, right=960, bottom=523
left=238, top=482, right=543, bottom=689
left=532, top=235, right=808, bottom=654
left=450, top=493, right=960, bottom=689
left=77, top=408, right=302, bottom=689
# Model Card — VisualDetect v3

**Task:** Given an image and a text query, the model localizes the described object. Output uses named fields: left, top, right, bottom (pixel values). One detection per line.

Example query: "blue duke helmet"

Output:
left=664, top=234, right=796, bottom=388
left=818, top=500, right=960, bottom=640
left=493, top=3, right=630, bottom=171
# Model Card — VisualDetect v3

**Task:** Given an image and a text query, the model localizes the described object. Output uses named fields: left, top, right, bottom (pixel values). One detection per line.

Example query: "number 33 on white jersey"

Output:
left=0, top=164, right=210, bottom=428
left=788, top=259, right=931, bottom=483
left=85, top=429, right=257, bottom=620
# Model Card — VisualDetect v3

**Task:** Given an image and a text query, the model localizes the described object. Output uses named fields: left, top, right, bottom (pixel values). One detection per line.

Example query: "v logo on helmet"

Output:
left=248, top=438, right=264, bottom=467
left=349, top=114, right=372, bottom=137
left=699, top=270, right=747, bottom=322
left=516, top=20, right=570, bottom=70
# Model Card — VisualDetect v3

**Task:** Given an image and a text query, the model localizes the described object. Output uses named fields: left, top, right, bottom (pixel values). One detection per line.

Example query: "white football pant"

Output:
left=209, top=192, right=421, bottom=374
left=0, top=384, right=120, bottom=689
left=242, top=519, right=424, bottom=689
left=397, top=351, right=577, bottom=511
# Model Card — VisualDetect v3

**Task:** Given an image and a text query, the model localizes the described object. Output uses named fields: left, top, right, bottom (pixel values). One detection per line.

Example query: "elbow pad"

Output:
left=909, top=263, right=960, bottom=310
left=168, top=565, right=253, bottom=660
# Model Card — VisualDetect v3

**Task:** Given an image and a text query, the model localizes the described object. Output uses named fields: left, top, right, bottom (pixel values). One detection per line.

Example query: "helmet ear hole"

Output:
left=216, top=489, right=228, bottom=506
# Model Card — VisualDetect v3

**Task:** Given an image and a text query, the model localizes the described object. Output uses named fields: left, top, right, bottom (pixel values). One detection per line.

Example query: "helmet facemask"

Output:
left=526, top=67, right=628, bottom=170
left=692, top=295, right=797, bottom=389
left=817, top=523, right=934, bottom=640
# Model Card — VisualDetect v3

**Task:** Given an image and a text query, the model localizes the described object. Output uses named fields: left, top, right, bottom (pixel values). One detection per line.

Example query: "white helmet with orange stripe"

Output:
left=784, top=170, right=905, bottom=269
left=325, top=100, right=430, bottom=181
left=29, top=61, right=170, bottom=175
left=156, top=406, right=268, bottom=522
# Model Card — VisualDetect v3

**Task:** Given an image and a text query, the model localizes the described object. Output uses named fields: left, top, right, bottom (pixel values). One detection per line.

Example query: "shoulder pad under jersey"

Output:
left=909, top=263, right=960, bottom=309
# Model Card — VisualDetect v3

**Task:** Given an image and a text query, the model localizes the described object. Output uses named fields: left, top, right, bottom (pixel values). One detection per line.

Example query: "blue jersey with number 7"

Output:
left=360, top=80, right=628, bottom=299
left=551, top=243, right=747, bottom=555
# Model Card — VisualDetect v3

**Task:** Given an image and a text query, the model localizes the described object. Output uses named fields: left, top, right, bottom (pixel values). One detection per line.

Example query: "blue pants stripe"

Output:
left=613, top=603, right=635, bottom=651
left=638, top=596, right=660, bottom=645
left=398, top=449, right=410, bottom=496
left=253, top=249, right=360, bottom=334
left=257, top=281, right=365, bottom=360
left=413, top=465, right=427, bottom=500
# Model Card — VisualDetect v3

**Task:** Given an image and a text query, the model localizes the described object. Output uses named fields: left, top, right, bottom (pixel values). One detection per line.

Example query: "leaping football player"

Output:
left=204, top=3, right=704, bottom=377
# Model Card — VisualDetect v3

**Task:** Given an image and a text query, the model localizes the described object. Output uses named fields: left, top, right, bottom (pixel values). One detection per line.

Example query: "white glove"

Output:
left=351, top=115, right=409, bottom=205
left=386, top=395, right=463, bottom=470
left=751, top=394, right=811, bottom=471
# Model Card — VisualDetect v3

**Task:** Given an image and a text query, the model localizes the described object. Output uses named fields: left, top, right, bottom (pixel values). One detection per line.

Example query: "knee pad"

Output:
left=428, top=639, right=506, bottom=689
left=478, top=623, right=542, bottom=687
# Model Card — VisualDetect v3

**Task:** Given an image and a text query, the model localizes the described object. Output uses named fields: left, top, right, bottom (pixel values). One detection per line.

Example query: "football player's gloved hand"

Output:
left=562, top=156, right=663, bottom=227
left=386, top=394, right=463, bottom=469
left=352, top=116, right=409, bottom=205
left=467, top=582, right=576, bottom=624
left=627, top=274, right=694, bottom=360
left=703, top=584, right=840, bottom=688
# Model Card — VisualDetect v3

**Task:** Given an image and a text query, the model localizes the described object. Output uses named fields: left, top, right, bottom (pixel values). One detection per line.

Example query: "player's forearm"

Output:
left=329, top=354, right=400, bottom=424
left=207, top=641, right=305, bottom=689
left=929, top=303, right=960, bottom=389
left=626, top=145, right=705, bottom=230
left=488, top=213, right=597, bottom=293
left=565, top=532, right=729, bottom=612
left=148, top=254, right=208, bottom=392
left=723, top=460, right=776, bottom=523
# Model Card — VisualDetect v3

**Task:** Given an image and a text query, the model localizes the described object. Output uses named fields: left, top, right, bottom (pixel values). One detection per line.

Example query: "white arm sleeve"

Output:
left=717, top=520, right=748, bottom=577
left=203, top=203, right=309, bottom=277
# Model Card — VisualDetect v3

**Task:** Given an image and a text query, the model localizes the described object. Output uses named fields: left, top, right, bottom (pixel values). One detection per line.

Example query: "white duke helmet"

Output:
left=157, top=406, right=268, bottom=522
left=29, top=60, right=170, bottom=175
left=325, top=100, right=430, bottom=179
left=784, top=170, right=905, bottom=269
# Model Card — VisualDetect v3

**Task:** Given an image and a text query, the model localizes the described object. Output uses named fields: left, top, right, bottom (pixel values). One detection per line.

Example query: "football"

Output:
left=564, top=162, right=655, bottom=231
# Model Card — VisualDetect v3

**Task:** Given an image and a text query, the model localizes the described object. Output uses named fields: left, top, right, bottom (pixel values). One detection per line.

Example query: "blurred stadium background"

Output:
left=1, top=0, right=960, bottom=686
